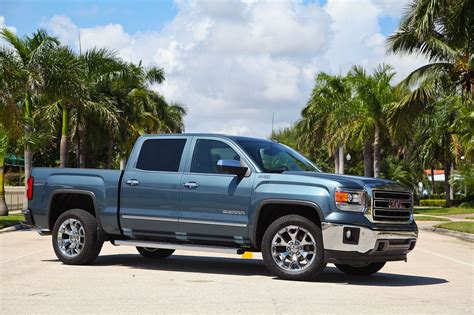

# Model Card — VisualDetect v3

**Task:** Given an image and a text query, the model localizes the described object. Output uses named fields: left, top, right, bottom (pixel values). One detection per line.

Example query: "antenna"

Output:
left=78, top=30, right=82, bottom=55
left=271, top=112, right=275, bottom=139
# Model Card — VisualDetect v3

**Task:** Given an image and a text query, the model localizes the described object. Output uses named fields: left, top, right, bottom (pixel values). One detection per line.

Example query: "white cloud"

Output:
left=0, top=16, right=17, bottom=46
left=41, top=0, right=427, bottom=138
left=0, top=16, right=16, bottom=33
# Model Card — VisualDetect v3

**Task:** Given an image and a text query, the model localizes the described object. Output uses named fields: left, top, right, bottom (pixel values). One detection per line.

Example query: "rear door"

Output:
left=119, top=136, right=189, bottom=238
left=179, top=137, right=254, bottom=244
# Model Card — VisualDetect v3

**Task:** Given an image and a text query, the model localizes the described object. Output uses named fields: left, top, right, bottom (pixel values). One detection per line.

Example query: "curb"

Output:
left=419, top=226, right=474, bottom=242
left=0, top=224, right=31, bottom=234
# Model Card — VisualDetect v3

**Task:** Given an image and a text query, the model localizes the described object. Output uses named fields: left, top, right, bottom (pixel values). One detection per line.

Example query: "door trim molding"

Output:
left=122, top=215, right=179, bottom=222
left=180, top=218, right=247, bottom=228
left=121, top=215, right=247, bottom=228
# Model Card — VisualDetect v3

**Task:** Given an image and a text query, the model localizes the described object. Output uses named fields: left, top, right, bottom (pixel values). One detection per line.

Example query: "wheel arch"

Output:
left=251, top=199, right=325, bottom=250
left=47, top=189, right=100, bottom=230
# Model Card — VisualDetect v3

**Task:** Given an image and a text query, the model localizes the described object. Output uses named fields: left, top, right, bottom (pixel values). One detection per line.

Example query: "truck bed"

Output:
left=29, top=167, right=123, bottom=235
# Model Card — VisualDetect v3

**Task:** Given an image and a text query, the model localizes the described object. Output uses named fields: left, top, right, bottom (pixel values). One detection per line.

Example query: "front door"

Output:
left=179, top=138, right=254, bottom=244
left=120, top=137, right=188, bottom=239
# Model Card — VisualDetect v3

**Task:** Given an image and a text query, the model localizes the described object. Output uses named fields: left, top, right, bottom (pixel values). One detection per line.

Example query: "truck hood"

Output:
left=283, top=171, right=408, bottom=191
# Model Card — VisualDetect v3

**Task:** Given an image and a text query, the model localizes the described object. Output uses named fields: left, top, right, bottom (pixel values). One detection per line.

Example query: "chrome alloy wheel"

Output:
left=271, top=225, right=316, bottom=272
left=57, top=218, right=85, bottom=257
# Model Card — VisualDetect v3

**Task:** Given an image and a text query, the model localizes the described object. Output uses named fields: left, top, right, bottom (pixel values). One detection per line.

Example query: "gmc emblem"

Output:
left=389, top=199, right=403, bottom=209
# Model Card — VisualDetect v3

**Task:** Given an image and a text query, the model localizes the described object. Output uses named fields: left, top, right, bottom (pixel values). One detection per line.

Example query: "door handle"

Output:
left=126, top=179, right=140, bottom=186
left=183, top=182, right=199, bottom=189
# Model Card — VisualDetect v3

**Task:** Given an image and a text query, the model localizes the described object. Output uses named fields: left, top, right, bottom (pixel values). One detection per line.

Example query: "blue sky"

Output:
left=2, top=0, right=178, bottom=35
left=2, top=0, right=400, bottom=37
left=1, top=0, right=423, bottom=137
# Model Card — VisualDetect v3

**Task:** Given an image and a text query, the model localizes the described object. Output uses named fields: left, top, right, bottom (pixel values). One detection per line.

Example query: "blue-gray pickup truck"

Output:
left=23, top=133, right=417, bottom=281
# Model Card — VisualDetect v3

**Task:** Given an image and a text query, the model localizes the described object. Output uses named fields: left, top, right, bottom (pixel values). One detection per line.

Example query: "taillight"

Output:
left=27, top=176, right=34, bottom=200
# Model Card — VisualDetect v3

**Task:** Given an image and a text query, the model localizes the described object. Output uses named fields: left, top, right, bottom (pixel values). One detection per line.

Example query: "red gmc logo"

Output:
left=389, top=199, right=403, bottom=209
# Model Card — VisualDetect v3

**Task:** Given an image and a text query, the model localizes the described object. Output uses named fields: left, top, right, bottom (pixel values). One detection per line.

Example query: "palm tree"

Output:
left=297, top=73, right=352, bottom=174
left=105, top=61, right=177, bottom=169
left=74, top=48, right=125, bottom=167
left=348, top=64, right=398, bottom=178
left=387, top=0, right=473, bottom=205
left=387, top=0, right=473, bottom=98
left=0, top=129, right=9, bottom=215
left=0, top=29, right=59, bottom=199
left=41, top=46, right=85, bottom=167
left=39, top=47, right=123, bottom=168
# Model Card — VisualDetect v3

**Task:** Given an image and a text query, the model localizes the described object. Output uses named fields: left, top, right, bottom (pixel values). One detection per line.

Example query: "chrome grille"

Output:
left=372, top=190, right=412, bottom=222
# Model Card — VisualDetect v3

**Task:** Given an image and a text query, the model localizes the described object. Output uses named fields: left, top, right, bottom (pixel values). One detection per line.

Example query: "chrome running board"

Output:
left=113, top=240, right=246, bottom=255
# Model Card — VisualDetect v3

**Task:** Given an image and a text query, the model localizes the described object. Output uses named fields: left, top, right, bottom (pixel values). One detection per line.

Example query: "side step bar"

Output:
left=113, top=240, right=246, bottom=255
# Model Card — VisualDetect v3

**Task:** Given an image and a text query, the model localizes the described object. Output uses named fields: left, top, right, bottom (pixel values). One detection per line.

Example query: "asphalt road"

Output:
left=1, top=229, right=473, bottom=314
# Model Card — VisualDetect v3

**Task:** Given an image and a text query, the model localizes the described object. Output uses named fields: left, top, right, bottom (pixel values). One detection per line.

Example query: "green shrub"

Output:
left=459, top=201, right=474, bottom=208
left=419, top=199, right=446, bottom=207
left=420, top=193, right=446, bottom=200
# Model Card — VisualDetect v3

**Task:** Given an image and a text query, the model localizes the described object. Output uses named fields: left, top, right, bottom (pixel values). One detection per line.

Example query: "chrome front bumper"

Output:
left=322, top=222, right=418, bottom=255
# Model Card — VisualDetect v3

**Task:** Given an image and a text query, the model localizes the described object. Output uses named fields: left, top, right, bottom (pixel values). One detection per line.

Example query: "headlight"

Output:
left=335, top=189, right=366, bottom=212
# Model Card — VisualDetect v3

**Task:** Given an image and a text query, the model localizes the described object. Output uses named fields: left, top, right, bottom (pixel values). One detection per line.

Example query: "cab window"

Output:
left=190, top=139, right=240, bottom=174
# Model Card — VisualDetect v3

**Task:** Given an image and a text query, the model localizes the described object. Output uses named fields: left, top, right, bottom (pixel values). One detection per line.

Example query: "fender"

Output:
left=250, top=198, right=325, bottom=247
left=47, top=189, right=101, bottom=230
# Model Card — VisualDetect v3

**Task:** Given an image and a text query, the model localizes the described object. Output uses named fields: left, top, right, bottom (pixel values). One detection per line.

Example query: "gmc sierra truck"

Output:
left=23, top=134, right=417, bottom=281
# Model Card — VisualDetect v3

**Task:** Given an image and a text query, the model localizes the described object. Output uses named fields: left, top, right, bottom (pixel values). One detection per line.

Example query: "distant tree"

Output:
left=0, top=29, right=59, bottom=196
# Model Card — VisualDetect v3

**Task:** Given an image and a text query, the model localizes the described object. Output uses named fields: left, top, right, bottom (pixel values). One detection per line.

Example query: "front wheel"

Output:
left=335, top=262, right=386, bottom=276
left=261, top=214, right=326, bottom=281
left=136, top=247, right=175, bottom=259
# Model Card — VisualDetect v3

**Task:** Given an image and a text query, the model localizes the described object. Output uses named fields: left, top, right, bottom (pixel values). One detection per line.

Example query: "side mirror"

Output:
left=216, top=159, right=248, bottom=176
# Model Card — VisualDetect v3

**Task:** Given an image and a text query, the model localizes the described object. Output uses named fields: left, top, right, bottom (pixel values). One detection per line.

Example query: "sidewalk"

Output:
left=415, top=216, right=474, bottom=242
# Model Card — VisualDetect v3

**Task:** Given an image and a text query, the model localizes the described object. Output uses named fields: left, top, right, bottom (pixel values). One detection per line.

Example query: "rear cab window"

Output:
left=136, top=138, right=187, bottom=172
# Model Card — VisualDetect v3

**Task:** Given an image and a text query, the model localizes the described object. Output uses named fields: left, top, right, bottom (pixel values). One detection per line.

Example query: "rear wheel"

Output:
left=136, top=247, right=175, bottom=259
left=52, top=209, right=103, bottom=265
left=261, top=215, right=326, bottom=281
left=335, top=262, right=386, bottom=276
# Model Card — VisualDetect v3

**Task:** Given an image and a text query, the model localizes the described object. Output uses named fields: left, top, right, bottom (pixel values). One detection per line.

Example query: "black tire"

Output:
left=335, top=262, right=386, bottom=276
left=136, top=247, right=175, bottom=259
left=261, top=214, right=326, bottom=281
left=52, top=209, right=103, bottom=265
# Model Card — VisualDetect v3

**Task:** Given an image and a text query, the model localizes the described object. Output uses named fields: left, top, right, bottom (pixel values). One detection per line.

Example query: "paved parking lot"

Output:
left=1, top=229, right=473, bottom=314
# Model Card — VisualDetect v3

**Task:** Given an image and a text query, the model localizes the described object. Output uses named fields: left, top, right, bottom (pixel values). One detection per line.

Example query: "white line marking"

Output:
left=417, top=248, right=473, bottom=267
left=0, top=250, right=46, bottom=264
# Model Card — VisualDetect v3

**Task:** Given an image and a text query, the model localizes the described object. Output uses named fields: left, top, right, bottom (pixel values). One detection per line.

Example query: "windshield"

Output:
left=237, top=139, right=320, bottom=173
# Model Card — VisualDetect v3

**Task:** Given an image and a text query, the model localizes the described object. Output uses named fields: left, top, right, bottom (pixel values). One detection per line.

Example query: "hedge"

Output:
left=419, top=199, right=446, bottom=207
left=420, top=193, right=446, bottom=200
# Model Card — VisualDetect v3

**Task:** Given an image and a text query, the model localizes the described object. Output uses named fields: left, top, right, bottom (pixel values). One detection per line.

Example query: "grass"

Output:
left=434, top=221, right=474, bottom=234
left=465, top=216, right=474, bottom=220
left=414, top=215, right=450, bottom=221
left=414, top=207, right=474, bottom=216
left=0, top=214, right=24, bottom=229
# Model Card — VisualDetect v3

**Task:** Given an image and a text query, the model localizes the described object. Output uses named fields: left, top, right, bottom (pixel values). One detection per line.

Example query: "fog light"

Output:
left=342, top=227, right=360, bottom=245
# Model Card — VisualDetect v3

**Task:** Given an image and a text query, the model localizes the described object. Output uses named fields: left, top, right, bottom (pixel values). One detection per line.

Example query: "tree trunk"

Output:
left=430, top=166, right=436, bottom=194
left=106, top=138, right=114, bottom=169
left=23, top=94, right=33, bottom=208
left=334, top=151, right=339, bottom=174
left=444, top=159, right=451, bottom=207
left=373, top=123, right=381, bottom=178
left=338, top=145, right=344, bottom=175
left=0, top=160, right=8, bottom=216
left=23, top=145, right=32, bottom=208
left=363, top=140, right=372, bottom=177
left=450, top=163, right=454, bottom=200
left=78, top=125, right=86, bottom=168
left=120, top=158, right=127, bottom=170
left=73, top=135, right=80, bottom=168
left=59, top=107, right=69, bottom=168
